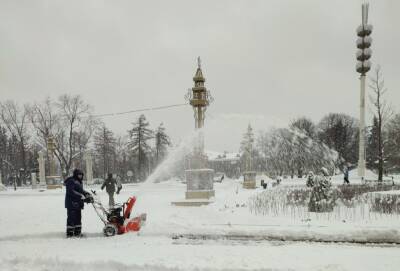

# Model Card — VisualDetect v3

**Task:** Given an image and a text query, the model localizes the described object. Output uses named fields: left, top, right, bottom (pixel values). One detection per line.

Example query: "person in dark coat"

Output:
left=101, top=173, right=121, bottom=207
left=64, top=169, right=92, bottom=238
left=343, top=165, right=350, bottom=184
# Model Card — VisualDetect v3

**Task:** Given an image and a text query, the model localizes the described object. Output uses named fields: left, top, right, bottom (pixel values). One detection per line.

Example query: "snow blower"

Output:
left=90, top=190, right=147, bottom=237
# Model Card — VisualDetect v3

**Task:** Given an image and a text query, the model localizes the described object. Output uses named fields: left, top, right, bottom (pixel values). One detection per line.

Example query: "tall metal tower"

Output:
left=356, top=3, right=373, bottom=179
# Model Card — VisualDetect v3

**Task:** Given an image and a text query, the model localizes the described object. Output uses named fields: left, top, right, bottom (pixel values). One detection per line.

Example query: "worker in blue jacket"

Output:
left=64, top=169, right=93, bottom=238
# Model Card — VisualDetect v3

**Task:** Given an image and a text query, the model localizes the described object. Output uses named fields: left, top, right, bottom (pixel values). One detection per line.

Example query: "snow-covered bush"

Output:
left=307, top=174, right=334, bottom=212
left=368, top=192, right=400, bottom=214
left=249, top=183, right=400, bottom=221
left=286, top=188, right=311, bottom=206
left=249, top=186, right=310, bottom=216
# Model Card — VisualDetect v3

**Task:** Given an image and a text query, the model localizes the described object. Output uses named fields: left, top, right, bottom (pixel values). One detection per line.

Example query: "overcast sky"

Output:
left=0, top=0, right=399, bottom=152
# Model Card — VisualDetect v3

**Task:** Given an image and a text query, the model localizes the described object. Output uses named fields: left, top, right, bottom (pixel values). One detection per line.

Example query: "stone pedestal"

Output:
left=243, top=171, right=256, bottom=189
left=172, top=169, right=215, bottom=206
left=185, top=169, right=215, bottom=199
left=38, top=151, right=47, bottom=190
left=46, top=175, right=62, bottom=189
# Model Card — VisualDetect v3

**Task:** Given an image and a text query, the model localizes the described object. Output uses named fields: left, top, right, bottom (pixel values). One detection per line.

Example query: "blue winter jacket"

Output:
left=64, top=176, right=87, bottom=210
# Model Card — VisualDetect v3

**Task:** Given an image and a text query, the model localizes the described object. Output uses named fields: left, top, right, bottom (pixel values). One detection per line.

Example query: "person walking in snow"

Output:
left=64, top=169, right=93, bottom=238
left=101, top=173, right=122, bottom=207
left=343, top=165, right=350, bottom=184
left=307, top=167, right=334, bottom=212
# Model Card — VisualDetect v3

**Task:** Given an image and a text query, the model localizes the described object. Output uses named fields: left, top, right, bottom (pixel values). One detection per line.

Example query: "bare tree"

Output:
left=28, top=98, right=59, bottom=143
left=0, top=101, right=30, bottom=185
left=28, top=98, right=60, bottom=175
left=369, top=65, right=393, bottom=181
left=54, top=94, right=97, bottom=177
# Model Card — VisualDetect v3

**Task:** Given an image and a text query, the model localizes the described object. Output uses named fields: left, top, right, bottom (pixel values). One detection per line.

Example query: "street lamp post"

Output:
left=356, top=3, right=373, bottom=180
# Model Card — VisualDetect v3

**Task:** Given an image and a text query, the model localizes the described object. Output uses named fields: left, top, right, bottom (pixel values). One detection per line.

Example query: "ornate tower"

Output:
left=185, top=57, right=213, bottom=169
left=172, top=57, right=215, bottom=206
left=190, top=57, right=211, bottom=130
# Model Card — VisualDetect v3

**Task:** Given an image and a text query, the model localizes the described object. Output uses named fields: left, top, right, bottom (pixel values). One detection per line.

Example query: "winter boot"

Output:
left=74, top=226, right=82, bottom=237
left=66, top=227, right=74, bottom=238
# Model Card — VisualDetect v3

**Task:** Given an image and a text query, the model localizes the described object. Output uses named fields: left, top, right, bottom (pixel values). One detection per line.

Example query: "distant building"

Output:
left=206, top=151, right=241, bottom=178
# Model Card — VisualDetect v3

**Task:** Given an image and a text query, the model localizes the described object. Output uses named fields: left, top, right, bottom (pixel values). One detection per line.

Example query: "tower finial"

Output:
left=197, top=56, right=201, bottom=69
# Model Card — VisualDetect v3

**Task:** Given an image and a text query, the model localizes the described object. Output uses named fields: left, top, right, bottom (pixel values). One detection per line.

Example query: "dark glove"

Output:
left=83, top=195, right=94, bottom=203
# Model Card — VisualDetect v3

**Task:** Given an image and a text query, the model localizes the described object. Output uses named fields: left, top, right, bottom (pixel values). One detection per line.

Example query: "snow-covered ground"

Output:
left=1, top=177, right=400, bottom=271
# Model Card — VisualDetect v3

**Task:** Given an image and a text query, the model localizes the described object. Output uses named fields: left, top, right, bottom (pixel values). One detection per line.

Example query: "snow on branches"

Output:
left=257, top=127, right=338, bottom=177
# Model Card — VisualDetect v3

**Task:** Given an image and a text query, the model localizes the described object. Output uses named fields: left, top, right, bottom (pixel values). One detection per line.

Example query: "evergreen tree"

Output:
left=94, top=124, right=116, bottom=178
left=154, top=123, right=171, bottom=166
left=367, top=116, right=379, bottom=171
left=128, top=114, right=153, bottom=181
left=386, top=114, right=400, bottom=173
left=113, top=136, right=130, bottom=182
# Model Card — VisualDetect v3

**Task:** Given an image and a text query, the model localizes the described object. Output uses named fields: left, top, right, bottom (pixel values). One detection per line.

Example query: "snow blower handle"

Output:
left=83, top=194, right=94, bottom=204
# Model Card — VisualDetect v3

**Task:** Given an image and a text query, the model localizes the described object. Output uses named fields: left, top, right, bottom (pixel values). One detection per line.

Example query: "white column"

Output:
left=31, top=172, right=37, bottom=189
left=85, top=152, right=93, bottom=184
left=38, top=151, right=46, bottom=186
left=358, top=75, right=366, bottom=179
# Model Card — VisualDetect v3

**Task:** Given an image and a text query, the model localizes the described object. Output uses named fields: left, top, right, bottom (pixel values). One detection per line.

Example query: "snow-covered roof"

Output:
left=206, top=150, right=240, bottom=161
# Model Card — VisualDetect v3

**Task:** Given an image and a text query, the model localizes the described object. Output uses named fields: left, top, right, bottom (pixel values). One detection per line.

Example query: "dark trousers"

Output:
left=344, top=177, right=350, bottom=184
left=108, top=192, right=115, bottom=207
left=66, top=208, right=82, bottom=237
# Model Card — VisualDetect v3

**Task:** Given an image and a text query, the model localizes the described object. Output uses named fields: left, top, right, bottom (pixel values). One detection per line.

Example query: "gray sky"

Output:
left=0, top=0, right=399, bottom=152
